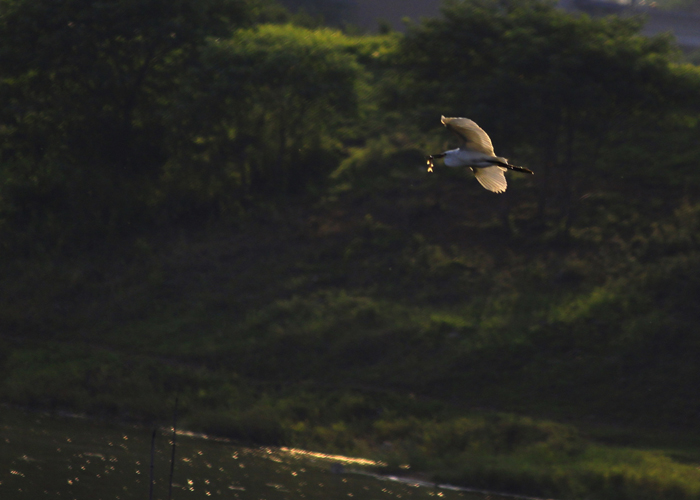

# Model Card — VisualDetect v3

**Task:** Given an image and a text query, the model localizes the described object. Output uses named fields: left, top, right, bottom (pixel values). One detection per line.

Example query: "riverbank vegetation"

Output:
left=2, top=0, right=700, bottom=498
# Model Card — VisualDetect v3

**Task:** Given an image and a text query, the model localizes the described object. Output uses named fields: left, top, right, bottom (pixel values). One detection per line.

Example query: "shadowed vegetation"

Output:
left=2, top=0, right=700, bottom=498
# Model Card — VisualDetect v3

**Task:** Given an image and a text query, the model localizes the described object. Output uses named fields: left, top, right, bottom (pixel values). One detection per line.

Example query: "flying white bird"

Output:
left=427, top=116, right=533, bottom=193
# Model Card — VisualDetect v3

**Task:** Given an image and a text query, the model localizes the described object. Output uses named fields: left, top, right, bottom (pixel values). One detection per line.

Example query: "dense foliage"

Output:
left=0, top=0, right=255, bottom=247
left=2, top=0, right=700, bottom=498
left=397, top=0, right=700, bottom=227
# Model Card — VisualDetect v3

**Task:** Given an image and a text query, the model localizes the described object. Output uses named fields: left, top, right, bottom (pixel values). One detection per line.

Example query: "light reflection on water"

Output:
left=0, top=407, right=519, bottom=500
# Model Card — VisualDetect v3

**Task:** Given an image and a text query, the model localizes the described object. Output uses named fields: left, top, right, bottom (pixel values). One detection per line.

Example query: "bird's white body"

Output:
left=429, top=116, right=532, bottom=193
left=443, top=148, right=509, bottom=193
left=443, top=148, right=507, bottom=168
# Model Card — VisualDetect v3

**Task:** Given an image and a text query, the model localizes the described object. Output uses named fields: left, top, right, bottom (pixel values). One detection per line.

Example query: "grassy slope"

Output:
left=3, top=159, right=700, bottom=498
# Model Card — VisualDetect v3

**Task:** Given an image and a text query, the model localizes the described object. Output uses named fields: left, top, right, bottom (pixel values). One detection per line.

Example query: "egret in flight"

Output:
left=427, top=116, right=533, bottom=193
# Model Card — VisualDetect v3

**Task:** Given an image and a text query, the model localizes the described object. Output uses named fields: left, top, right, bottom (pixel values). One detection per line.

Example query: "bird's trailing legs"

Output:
left=490, top=160, right=534, bottom=175
left=426, top=153, right=445, bottom=172
left=507, top=164, right=534, bottom=174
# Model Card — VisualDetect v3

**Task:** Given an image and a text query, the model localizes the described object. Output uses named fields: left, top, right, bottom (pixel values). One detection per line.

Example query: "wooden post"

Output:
left=149, top=428, right=156, bottom=500
left=167, top=397, right=179, bottom=500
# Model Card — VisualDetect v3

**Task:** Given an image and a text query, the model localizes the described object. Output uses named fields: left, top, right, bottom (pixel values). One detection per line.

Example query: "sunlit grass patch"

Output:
left=430, top=434, right=700, bottom=499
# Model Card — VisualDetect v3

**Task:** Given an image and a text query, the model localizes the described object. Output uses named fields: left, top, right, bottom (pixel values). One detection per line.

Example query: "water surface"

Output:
left=0, top=407, right=531, bottom=500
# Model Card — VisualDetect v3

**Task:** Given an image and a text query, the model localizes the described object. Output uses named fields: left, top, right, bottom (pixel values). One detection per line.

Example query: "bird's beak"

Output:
left=426, top=153, right=445, bottom=173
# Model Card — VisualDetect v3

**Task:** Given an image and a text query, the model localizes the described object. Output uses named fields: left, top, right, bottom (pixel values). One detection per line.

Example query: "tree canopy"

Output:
left=0, top=0, right=698, bottom=246
left=396, top=0, right=700, bottom=227
left=0, top=0, right=256, bottom=246
left=164, top=24, right=365, bottom=209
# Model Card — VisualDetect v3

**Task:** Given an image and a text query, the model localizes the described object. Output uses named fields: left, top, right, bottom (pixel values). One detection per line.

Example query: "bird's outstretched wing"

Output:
left=441, top=116, right=494, bottom=155
left=474, top=166, right=507, bottom=193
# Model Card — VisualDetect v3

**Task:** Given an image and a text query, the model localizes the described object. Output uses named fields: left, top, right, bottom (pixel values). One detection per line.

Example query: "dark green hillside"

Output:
left=2, top=0, right=700, bottom=498
left=6, top=163, right=700, bottom=497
